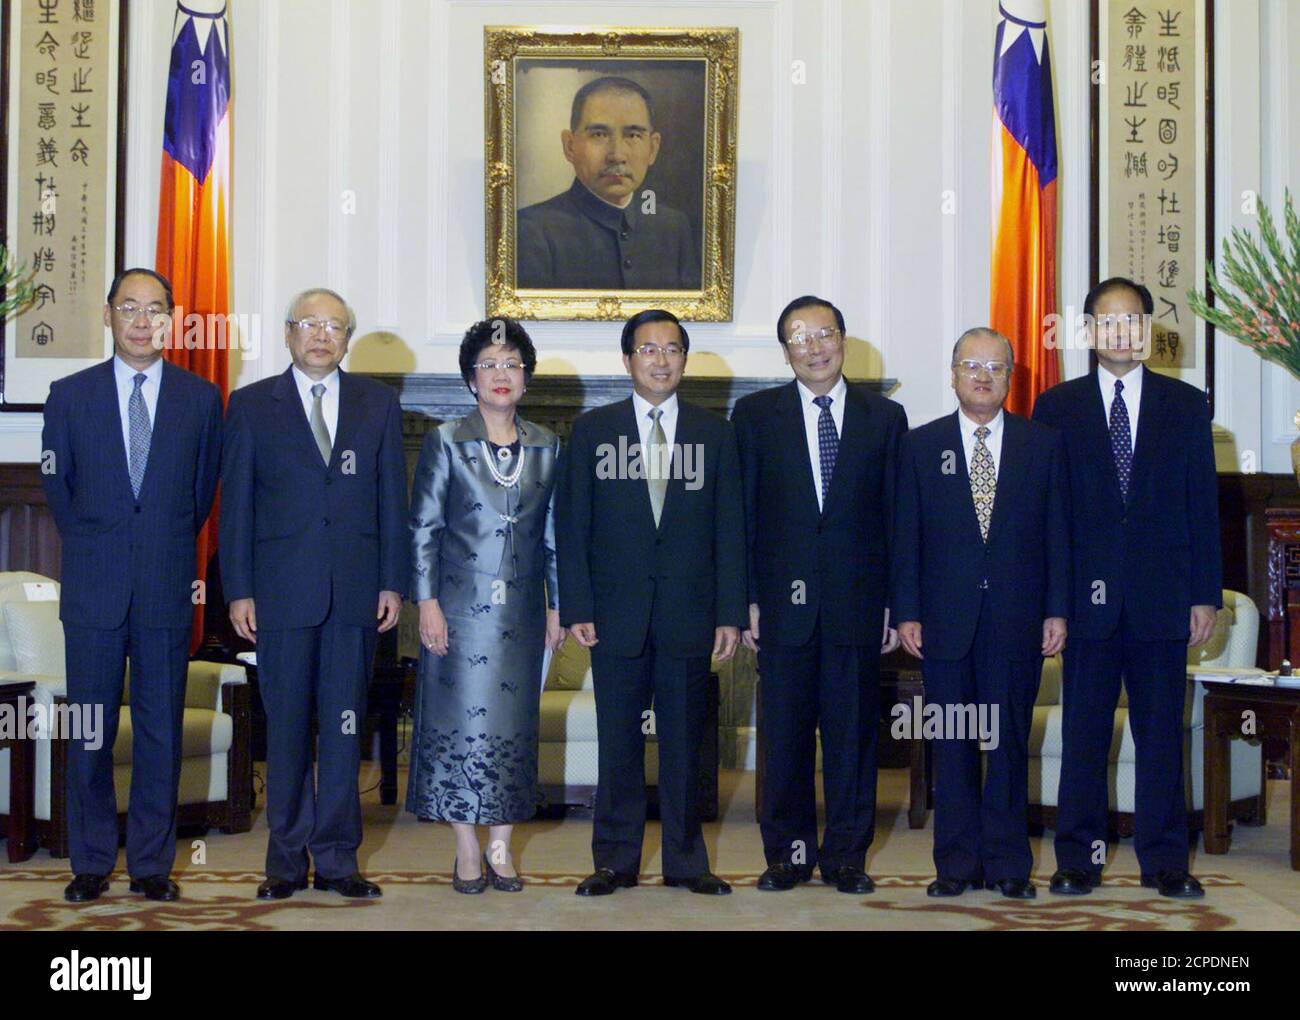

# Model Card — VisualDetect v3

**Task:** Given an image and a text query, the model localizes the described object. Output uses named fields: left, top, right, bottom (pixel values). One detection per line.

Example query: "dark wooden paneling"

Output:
left=0, top=464, right=60, bottom=578
left=1218, top=473, right=1300, bottom=667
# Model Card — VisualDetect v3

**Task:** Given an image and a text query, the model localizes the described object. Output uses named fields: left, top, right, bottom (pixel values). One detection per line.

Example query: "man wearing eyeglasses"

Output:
left=1034, top=277, right=1222, bottom=900
left=892, top=328, right=1069, bottom=899
left=219, top=288, right=409, bottom=901
left=555, top=308, right=745, bottom=897
left=41, top=268, right=223, bottom=903
left=731, top=295, right=908, bottom=894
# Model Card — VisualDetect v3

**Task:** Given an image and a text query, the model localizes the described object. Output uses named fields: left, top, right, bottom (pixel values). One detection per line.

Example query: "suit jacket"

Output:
left=891, top=410, right=1070, bottom=661
left=41, top=358, right=223, bottom=630
left=732, top=380, right=908, bottom=647
left=1031, top=368, right=1223, bottom=641
left=219, top=366, right=410, bottom=630
left=517, top=179, right=700, bottom=290
left=409, top=409, right=560, bottom=605
left=554, top=396, right=747, bottom=659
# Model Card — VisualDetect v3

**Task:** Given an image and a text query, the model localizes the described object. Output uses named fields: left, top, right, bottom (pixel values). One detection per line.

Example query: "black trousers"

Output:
left=590, top=632, right=711, bottom=878
left=1054, top=612, right=1189, bottom=876
left=257, top=611, right=376, bottom=882
left=758, top=614, right=880, bottom=872
left=922, top=598, right=1039, bottom=883
left=64, top=601, right=190, bottom=878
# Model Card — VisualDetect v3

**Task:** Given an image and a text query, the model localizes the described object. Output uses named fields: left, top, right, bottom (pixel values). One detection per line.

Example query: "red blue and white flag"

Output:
left=155, top=0, right=231, bottom=647
left=991, top=0, right=1060, bottom=414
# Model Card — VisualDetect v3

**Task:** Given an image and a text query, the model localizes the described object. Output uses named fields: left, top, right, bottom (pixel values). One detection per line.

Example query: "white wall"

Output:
left=2, top=0, right=1296, bottom=472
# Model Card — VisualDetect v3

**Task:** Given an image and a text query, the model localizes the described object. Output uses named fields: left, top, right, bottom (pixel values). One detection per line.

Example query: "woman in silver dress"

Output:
left=406, top=319, right=564, bottom=893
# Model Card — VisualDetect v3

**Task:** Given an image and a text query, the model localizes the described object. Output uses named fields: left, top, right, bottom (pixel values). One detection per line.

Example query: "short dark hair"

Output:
left=458, top=318, right=538, bottom=391
left=620, top=308, right=689, bottom=356
left=1084, top=276, right=1154, bottom=317
left=570, top=76, right=656, bottom=132
left=107, top=267, right=174, bottom=311
left=777, top=295, right=846, bottom=345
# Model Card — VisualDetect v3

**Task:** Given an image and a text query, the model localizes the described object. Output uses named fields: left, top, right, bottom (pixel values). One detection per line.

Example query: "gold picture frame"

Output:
left=485, top=26, right=739, bottom=322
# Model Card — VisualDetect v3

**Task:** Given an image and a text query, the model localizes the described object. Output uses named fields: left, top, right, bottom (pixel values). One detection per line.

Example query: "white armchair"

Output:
left=1028, top=589, right=1266, bottom=833
left=0, top=572, right=253, bottom=859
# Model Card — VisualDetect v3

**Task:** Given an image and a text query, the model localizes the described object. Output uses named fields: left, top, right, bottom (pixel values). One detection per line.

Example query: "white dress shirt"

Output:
left=113, top=355, right=163, bottom=460
left=796, top=375, right=847, bottom=511
left=958, top=407, right=1005, bottom=480
left=1098, top=362, right=1143, bottom=449
left=632, top=390, right=678, bottom=452
left=292, top=365, right=339, bottom=444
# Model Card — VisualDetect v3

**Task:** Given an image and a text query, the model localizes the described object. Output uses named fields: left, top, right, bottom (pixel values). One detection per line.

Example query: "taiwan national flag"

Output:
left=156, top=0, right=230, bottom=649
left=990, top=0, right=1060, bottom=415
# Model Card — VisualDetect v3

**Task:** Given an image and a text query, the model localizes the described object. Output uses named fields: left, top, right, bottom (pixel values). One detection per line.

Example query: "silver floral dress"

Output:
left=405, top=409, right=560, bottom=823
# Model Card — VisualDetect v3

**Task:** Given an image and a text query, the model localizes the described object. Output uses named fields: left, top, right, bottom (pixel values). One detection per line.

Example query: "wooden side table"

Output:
left=896, top=672, right=932, bottom=829
left=0, top=678, right=37, bottom=862
left=1202, top=682, right=1300, bottom=870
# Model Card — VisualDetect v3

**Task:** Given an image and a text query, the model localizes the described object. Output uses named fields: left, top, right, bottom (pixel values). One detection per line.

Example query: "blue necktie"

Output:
left=128, top=372, right=151, bottom=499
left=1110, top=379, right=1132, bottom=501
left=813, top=394, right=838, bottom=507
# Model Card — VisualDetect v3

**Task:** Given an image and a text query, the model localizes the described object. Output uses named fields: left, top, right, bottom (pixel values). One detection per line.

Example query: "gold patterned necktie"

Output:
left=646, top=407, right=668, bottom=526
left=969, top=424, right=996, bottom=542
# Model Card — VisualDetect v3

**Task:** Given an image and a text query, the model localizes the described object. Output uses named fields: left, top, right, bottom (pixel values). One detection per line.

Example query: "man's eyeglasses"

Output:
left=955, top=359, right=1011, bottom=378
left=632, top=343, right=685, bottom=359
left=473, top=360, right=524, bottom=372
left=111, top=302, right=171, bottom=322
left=289, top=317, right=349, bottom=338
left=1095, top=313, right=1146, bottom=330
left=787, top=326, right=842, bottom=348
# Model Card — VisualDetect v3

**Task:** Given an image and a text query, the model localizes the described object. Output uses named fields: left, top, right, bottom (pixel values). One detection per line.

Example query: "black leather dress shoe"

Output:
left=926, top=877, right=972, bottom=898
left=986, top=878, right=1036, bottom=899
left=757, top=863, right=808, bottom=891
left=1049, top=868, right=1101, bottom=895
left=1141, top=870, right=1204, bottom=899
left=663, top=872, right=731, bottom=895
left=256, top=876, right=308, bottom=900
left=313, top=873, right=382, bottom=898
left=129, top=875, right=180, bottom=902
left=575, top=868, right=638, bottom=896
left=822, top=865, right=875, bottom=894
left=64, top=873, right=109, bottom=903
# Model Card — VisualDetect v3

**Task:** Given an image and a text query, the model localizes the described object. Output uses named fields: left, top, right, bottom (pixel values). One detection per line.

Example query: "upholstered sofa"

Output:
left=0, top=572, right=253, bottom=858
left=538, top=637, right=720, bottom=819
left=1029, top=589, right=1266, bottom=834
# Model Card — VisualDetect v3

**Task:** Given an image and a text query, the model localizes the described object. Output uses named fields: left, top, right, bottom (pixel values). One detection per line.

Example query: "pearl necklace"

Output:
left=482, top=439, right=525, bottom=488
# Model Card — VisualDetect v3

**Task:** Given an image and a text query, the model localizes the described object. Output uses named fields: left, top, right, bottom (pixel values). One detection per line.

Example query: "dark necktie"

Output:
left=128, top=372, right=151, bottom=499
left=813, top=394, right=838, bottom=507
left=1110, top=379, right=1133, bottom=501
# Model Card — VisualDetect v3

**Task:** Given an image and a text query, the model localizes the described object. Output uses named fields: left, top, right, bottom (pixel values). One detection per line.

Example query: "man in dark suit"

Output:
left=1034, top=277, right=1222, bottom=899
left=41, top=267, right=223, bottom=903
left=556, top=308, right=745, bottom=896
left=517, top=76, right=700, bottom=290
left=732, top=295, right=908, bottom=894
left=220, top=287, right=409, bottom=900
left=893, top=328, right=1069, bottom=899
